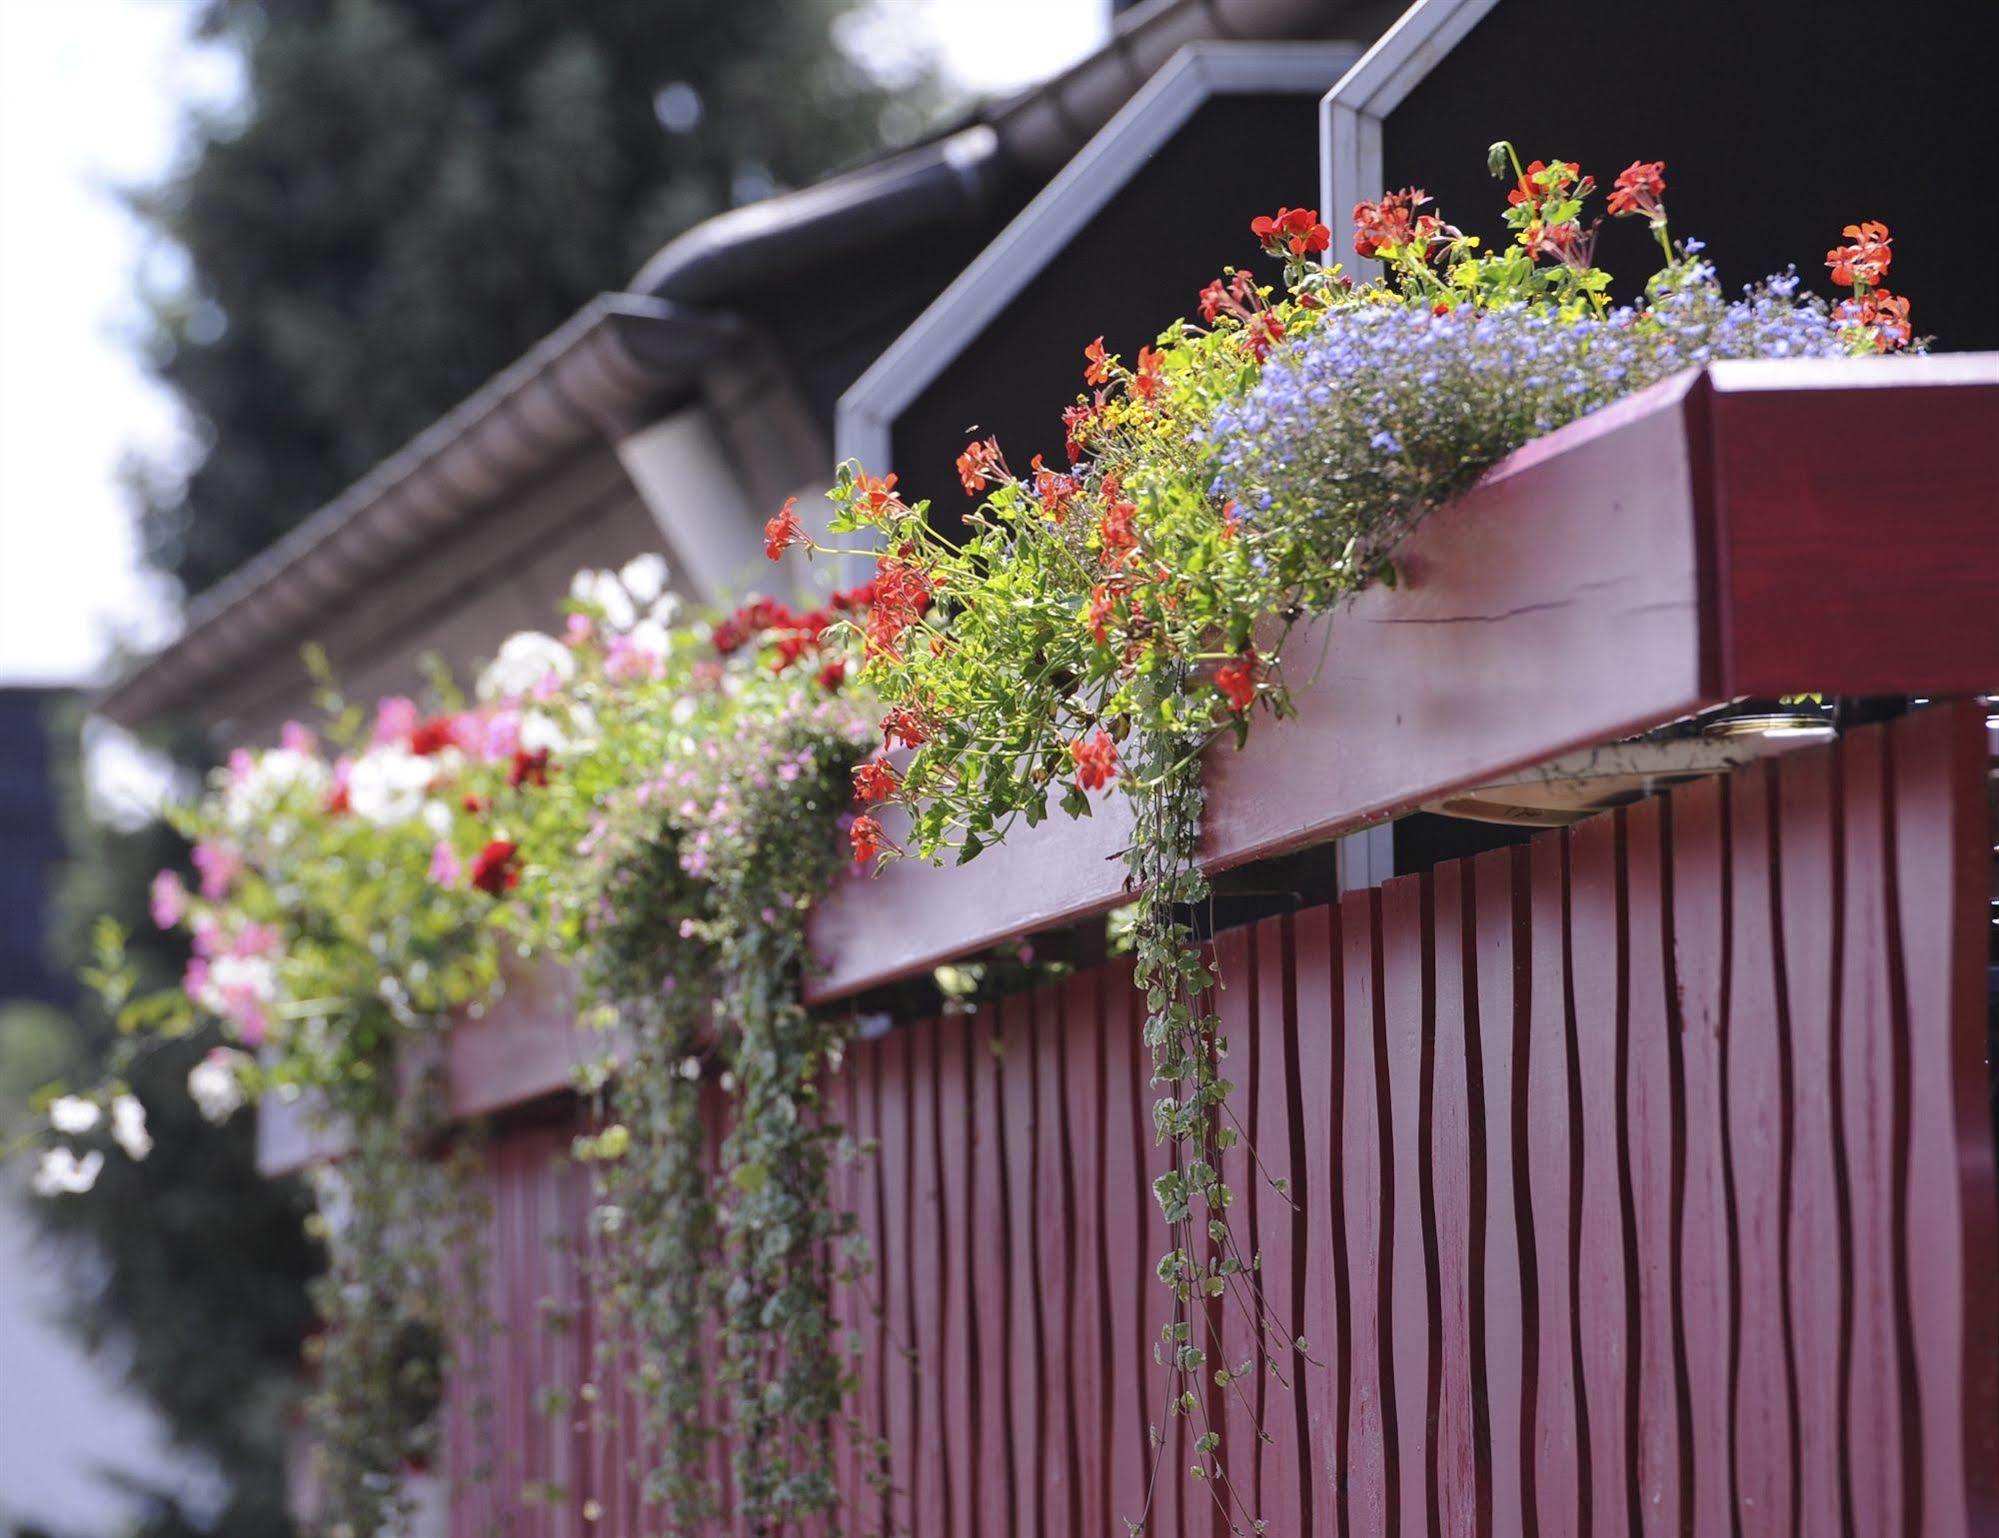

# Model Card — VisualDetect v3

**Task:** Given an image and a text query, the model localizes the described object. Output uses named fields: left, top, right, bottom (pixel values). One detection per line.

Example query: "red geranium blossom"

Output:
left=1082, top=336, right=1114, bottom=386
left=463, top=792, right=487, bottom=813
left=1068, top=730, right=1118, bottom=792
left=850, top=814, right=891, bottom=864
left=882, top=705, right=927, bottom=749
left=1061, top=401, right=1097, bottom=464
left=1198, top=277, right=1230, bottom=323
left=1030, top=454, right=1077, bottom=521
left=866, top=548, right=933, bottom=660
left=1085, top=581, right=1123, bottom=645
left=1835, top=288, right=1913, bottom=350
left=1351, top=188, right=1428, bottom=258
left=817, top=659, right=847, bottom=693
left=1606, top=160, right=1667, bottom=220
left=1252, top=206, right=1331, bottom=258
left=1097, top=490, right=1139, bottom=566
left=1131, top=345, right=1164, bottom=402
left=407, top=715, right=461, bottom=756
left=853, top=471, right=904, bottom=522
left=764, top=497, right=804, bottom=561
left=469, top=839, right=521, bottom=896
left=853, top=758, right=899, bottom=803
left=956, top=436, right=1004, bottom=495
left=508, top=748, right=551, bottom=789
left=1827, top=220, right=1892, bottom=288
left=1214, top=650, right=1259, bottom=714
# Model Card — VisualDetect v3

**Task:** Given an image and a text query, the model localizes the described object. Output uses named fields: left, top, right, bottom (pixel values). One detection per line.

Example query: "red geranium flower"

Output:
left=1062, top=401, right=1097, bottom=464
left=1083, top=336, right=1115, bottom=386
left=1131, top=345, right=1164, bottom=402
left=1827, top=220, right=1892, bottom=288
left=508, top=748, right=551, bottom=789
left=1253, top=206, right=1331, bottom=258
left=853, top=758, right=899, bottom=803
left=407, top=715, right=461, bottom=757
left=462, top=792, right=487, bottom=813
left=853, top=471, right=904, bottom=522
left=1085, top=581, right=1122, bottom=645
left=324, top=786, right=351, bottom=815
left=1097, top=493, right=1139, bottom=566
left=469, top=839, right=520, bottom=896
left=956, top=436, right=1004, bottom=495
left=865, top=548, right=934, bottom=660
left=816, top=659, right=846, bottom=692
left=1352, top=188, right=1429, bottom=258
left=1606, top=160, right=1667, bottom=221
left=1068, top=730, right=1118, bottom=792
left=882, top=705, right=927, bottom=749
left=1214, top=649, right=1259, bottom=714
left=850, top=814, right=891, bottom=864
left=1030, top=454, right=1076, bottom=522
left=1244, top=310, right=1287, bottom=363
left=1835, top=288, right=1913, bottom=350
left=1198, top=277, right=1230, bottom=323
left=764, top=497, right=804, bottom=561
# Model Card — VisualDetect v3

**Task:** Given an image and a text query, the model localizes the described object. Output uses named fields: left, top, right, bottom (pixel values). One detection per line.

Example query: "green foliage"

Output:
left=133, top=0, right=927, bottom=594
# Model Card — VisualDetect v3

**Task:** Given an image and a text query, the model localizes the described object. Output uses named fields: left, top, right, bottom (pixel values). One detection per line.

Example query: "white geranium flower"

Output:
left=477, top=630, right=574, bottom=701
left=32, top=1148, right=105, bottom=1198
left=422, top=799, right=453, bottom=838
left=222, top=749, right=329, bottom=831
left=618, top=552, right=670, bottom=604
left=187, top=1049, right=251, bottom=1124
left=573, top=567, right=637, bottom=631
left=110, top=1094, right=152, bottom=1160
left=48, top=1096, right=100, bottom=1135
left=346, top=746, right=435, bottom=825
left=519, top=709, right=569, bottom=754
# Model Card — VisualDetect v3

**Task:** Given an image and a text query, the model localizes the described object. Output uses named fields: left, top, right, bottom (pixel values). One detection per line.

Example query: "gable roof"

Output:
left=837, top=40, right=1363, bottom=474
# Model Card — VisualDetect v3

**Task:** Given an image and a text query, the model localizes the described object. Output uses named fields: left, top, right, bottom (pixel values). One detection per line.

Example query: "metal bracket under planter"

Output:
left=1423, top=725, right=1836, bottom=827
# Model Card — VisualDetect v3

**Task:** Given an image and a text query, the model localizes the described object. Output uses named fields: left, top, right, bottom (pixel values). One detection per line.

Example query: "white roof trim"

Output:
left=835, top=40, right=1363, bottom=476
left=1318, top=0, right=1505, bottom=281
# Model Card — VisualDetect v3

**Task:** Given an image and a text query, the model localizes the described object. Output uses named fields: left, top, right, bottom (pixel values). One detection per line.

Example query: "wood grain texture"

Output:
left=433, top=706, right=1998, bottom=1538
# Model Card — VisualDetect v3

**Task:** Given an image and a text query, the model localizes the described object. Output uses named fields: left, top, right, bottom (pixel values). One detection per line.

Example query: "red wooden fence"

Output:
left=444, top=704, right=1998, bottom=1536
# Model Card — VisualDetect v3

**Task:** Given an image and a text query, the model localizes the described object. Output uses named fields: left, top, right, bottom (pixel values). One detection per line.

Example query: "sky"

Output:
left=0, top=0, right=1109, bottom=688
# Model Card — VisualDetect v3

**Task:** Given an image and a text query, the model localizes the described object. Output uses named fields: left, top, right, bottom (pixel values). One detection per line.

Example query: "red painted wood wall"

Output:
left=444, top=705, right=1998, bottom=1536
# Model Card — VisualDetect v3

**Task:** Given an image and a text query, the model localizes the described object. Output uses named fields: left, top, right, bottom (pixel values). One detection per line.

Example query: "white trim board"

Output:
left=835, top=40, right=1363, bottom=475
left=1319, top=0, right=1505, bottom=282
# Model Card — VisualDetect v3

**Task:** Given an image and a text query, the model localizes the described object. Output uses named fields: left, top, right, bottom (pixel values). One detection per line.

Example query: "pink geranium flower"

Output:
left=280, top=720, right=319, bottom=756
left=373, top=696, right=419, bottom=745
left=150, top=870, right=187, bottom=929
left=190, top=840, right=242, bottom=900
left=429, top=840, right=461, bottom=887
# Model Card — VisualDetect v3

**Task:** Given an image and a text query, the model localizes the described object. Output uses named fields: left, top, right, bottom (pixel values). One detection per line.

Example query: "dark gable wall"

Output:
left=890, top=91, right=1326, bottom=527
left=1380, top=0, right=1999, bottom=350
left=0, top=688, right=68, bottom=1005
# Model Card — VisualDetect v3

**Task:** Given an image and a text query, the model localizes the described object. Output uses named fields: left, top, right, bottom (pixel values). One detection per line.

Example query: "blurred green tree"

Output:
left=132, top=0, right=919, bottom=595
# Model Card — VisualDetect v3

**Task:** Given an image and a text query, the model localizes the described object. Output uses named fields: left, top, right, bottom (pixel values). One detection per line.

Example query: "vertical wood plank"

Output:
left=1838, top=727, right=1912, bottom=1538
left=1568, top=809, right=1636, bottom=1538
left=1473, top=847, right=1531, bottom=1538
left=1672, top=775, right=1738, bottom=1536
left=1381, top=875, right=1433, bottom=1538
left=1886, top=705, right=1999, bottom=1538
left=1290, top=901, right=1343, bottom=1538
left=1725, top=766, right=1800, bottom=1538
left=1428, top=858, right=1488, bottom=1538
left=1339, top=887, right=1393, bottom=1538
left=1623, top=795, right=1690, bottom=1537
left=1525, top=833, right=1586, bottom=1537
